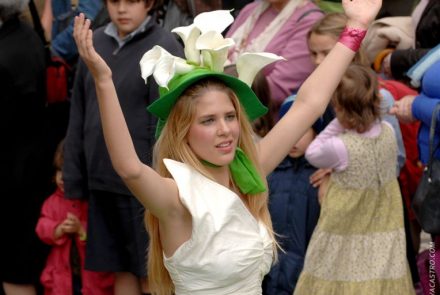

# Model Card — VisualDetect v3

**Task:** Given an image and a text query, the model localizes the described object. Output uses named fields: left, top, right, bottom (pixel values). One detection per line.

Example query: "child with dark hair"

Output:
left=36, top=140, right=114, bottom=295
left=262, top=96, right=333, bottom=295
left=295, top=64, right=415, bottom=294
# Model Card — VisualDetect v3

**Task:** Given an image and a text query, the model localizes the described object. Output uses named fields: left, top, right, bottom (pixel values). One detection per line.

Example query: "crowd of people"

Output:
left=1, top=0, right=440, bottom=294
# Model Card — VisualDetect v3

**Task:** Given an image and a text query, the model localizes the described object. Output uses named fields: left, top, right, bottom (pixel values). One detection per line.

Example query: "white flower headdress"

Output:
left=140, top=10, right=285, bottom=138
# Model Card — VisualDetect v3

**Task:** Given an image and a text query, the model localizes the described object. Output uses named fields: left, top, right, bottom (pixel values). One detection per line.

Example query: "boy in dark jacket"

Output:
left=263, top=95, right=330, bottom=295
left=63, top=0, right=183, bottom=294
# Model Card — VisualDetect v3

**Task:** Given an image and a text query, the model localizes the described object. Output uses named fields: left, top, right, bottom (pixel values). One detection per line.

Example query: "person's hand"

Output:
left=317, top=174, right=330, bottom=205
left=389, top=95, right=417, bottom=123
left=310, top=168, right=332, bottom=188
left=73, top=13, right=112, bottom=82
left=343, top=0, right=382, bottom=29
left=54, top=213, right=84, bottom=240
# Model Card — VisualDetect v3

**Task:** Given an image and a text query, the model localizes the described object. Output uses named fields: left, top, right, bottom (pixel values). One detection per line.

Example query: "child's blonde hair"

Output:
left=332, top=64, right=381, bottom=133
left=146, top=78, right=275, bottom=295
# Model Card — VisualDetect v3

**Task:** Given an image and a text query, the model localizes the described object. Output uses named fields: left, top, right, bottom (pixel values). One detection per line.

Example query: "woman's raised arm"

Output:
left=72, top=14, right=180, bottom=221
left=257, top=0, right=382, bottom=175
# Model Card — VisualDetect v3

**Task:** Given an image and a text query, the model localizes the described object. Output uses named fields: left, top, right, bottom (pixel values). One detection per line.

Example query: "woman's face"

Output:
left=308, top=32, right=338, bottom=67
left=187, top=90, right=240, bottom=166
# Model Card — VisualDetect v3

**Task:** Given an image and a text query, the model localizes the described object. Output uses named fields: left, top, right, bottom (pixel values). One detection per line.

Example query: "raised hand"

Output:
left=73, top=13, right=112, bottom=82
left=342, top=0, right=382, bottom=29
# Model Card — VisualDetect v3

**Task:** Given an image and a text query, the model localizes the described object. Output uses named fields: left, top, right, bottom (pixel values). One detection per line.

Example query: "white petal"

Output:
left=171, top=24, right=196, bottom=40
left=139, top=46, right=172, bottom=83
left=194, top=10, right=234, bottom=34
left=236, top=52, right=285, bottom=86
left=196, top=31, right=234, bottom=51
left=172, top=25, right=201, bottom=64
left=201, top=48, right=230, bottom=72
left=153, top=56, right=176, bottom=88
left=174, top=58, right=196, bottom=74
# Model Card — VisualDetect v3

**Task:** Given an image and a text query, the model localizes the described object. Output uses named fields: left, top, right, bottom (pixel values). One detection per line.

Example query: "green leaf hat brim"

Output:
left=147, top=68, right=268, bottom=138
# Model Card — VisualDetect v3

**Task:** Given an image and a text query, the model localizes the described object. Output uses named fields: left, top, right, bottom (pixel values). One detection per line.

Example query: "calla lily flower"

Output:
left=193, top=10, right=234, bottom=34
left=140, top=45, right=195, bottom=88
left=152, top=55, right=195, bottom=88
left=196, top=31, right=235, bottom=72
left=236, top=52, right=285, bottom=86
left=153, top=55, right=176, bottom=88
left=174, top=57, right=196, bottom=74
left=171, top=24, right=201, bottom=64
left=140, top=46, right=172, bottom=83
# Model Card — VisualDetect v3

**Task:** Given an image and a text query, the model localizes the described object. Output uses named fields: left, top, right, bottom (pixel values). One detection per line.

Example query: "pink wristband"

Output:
left=338, top=27, right=367, bottom=52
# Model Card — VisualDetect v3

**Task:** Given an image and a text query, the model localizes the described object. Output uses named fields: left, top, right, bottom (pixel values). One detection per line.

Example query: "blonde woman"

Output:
left=72, top=1, right=381, bottom=294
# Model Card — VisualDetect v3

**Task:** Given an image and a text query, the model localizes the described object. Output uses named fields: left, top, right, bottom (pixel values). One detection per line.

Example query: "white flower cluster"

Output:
left=140, top=10, right=284, bottom=89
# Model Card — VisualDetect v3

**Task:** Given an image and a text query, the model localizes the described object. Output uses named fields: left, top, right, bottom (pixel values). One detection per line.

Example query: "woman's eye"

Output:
left=226, top=114, right=236, bottom=121
left=201, top=118, right=214, bottom=125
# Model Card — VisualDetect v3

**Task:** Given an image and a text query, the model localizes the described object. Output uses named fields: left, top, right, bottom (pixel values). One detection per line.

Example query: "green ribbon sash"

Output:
left=203, top=148, right=266, bottom=195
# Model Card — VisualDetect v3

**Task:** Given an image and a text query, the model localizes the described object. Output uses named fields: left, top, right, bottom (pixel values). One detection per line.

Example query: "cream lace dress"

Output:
left=162, top=159, right=274, bottom=295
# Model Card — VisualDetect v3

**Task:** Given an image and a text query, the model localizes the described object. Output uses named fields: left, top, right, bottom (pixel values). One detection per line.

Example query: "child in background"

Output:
left=294, top=64, right=414, bottom=294
left=262, top=96, right=332, bottom=295
left=307, top=13, right=423, bottom=283
left=36, top=140, right=114, bottom=295
left=307, top=12, right=406, bottom=180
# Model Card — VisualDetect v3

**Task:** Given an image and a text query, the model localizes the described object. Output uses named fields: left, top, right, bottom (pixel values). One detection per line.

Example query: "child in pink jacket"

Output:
left=36, top=140, right=114, bottom=295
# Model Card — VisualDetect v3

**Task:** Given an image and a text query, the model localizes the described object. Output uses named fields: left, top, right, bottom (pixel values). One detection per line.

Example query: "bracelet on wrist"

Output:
left=338, top=27, right=367, bottom=52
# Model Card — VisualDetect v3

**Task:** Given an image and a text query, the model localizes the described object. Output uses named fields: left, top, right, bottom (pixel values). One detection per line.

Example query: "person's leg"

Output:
left=86, top=191, right=149, bottom=295
left=114, top=272, right=141, bottom=295
left=2, top=283, right=36, bottom=295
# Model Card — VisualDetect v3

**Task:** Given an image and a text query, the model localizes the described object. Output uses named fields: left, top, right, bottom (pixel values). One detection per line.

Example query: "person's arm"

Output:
left=412, top=96, right=440, bottom=127
left=388, top=48, right=431, bottom=80
left=380, top=88, right=406, bottom=174
left=35, top=197, right=70, bottom=246
left=305, top=118, right=348, bottom=171
left=51, top=0, right=102, bottom=61
left=257, top=0, right=382, bottom=176
left=63, top=61, right=88, bottom=199
left=72, top=15, right=181, bottom=222
left=41, top=0, right=52, bottom=41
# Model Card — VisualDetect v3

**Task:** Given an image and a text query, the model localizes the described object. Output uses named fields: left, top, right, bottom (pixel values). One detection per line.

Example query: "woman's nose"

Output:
left=217, top=119, right=231, bottom=135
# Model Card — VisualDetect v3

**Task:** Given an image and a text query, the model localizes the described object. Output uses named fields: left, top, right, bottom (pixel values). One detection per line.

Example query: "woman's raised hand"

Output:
left=342, top=0, right=382, bottom=29
left=73, top=13, right=112, bottom=82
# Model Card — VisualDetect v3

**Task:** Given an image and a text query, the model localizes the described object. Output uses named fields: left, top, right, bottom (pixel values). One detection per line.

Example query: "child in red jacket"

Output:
left=36, top=140, right=114, bottom=295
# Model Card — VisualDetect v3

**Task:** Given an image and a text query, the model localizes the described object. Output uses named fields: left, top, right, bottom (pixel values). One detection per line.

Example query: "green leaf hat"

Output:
left=148, top=68, right=268, bottom=138
left=139, top=10, right=284, bottom=138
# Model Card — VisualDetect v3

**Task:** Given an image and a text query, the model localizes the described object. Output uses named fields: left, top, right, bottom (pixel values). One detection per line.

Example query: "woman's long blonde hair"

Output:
left=146, top=78, right=275, bottom=295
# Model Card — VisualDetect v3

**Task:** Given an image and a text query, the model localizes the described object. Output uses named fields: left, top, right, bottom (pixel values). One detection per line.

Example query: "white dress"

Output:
left=163, top=159, right=274, bottom=295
